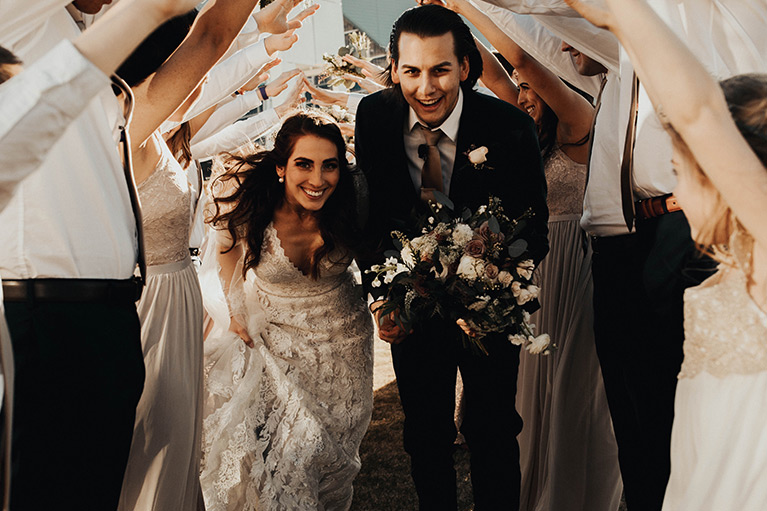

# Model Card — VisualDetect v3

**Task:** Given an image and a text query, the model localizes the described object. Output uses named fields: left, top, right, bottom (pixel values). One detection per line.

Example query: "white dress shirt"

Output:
left=0, top=2, right=137, bottom=279
left=483, top=0, right=767, bottom=236
left=179, top=40, right=271, bottom=127
left=189, top=91, right=263, bottom=146
left=404, top=88, right=464, bottom=195
left=191, top=108, right=281, bottom=160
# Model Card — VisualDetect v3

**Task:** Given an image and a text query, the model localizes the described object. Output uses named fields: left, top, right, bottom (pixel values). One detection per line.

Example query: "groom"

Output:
left=355, top=5, right=548, bottom=509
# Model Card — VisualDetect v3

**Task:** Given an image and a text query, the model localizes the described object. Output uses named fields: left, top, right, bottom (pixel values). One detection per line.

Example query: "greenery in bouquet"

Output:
left=366, top=194, right=551, bottom=355
left=321, top=32, right=371, bottom=89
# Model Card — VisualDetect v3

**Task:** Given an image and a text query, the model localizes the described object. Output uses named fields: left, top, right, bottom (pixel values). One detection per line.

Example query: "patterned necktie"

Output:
left=418, top=125, right=444, bottom=202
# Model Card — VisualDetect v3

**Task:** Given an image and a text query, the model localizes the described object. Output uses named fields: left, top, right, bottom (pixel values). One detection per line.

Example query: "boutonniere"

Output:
left=465, top=145, right=492, bottom=170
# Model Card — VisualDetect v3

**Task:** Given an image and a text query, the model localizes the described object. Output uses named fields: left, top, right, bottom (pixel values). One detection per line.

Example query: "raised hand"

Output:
left=275, top=72, right=307, bottom=116
left=341, top=73, right=385, bottom=94
left=255, top=0, right=319, bottom=35
left=416, top=0, right=467, bottom=14
left=287, top=3, right=320, bottom=31
left=237, top=58, right=282, bottom=94
left=340, top=55, right=386, bottom=86
left=301, top=76, right=350, bottom=107
left=563, top=0, right=614, bottom=30
left=266, top=69, right=303, bottom=98
left=265, top=29, right=299, bottom=55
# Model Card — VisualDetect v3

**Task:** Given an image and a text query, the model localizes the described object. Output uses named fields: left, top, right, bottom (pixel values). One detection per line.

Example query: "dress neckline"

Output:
left=267, top=222, right=314, bottom=280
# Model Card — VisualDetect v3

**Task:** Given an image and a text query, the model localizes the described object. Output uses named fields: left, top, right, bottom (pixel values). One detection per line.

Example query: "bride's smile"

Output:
left=278, top=134, right=340, bottom=213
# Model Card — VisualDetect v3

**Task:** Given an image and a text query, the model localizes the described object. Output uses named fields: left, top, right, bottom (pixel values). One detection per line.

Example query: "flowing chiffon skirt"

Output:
left=119, top=257, right=204, bottom=511
left=516, top=215, right=622, bottom=511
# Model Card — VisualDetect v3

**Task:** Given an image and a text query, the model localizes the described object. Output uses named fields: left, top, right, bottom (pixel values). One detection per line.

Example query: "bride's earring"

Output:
left=278, top=176, right=284, bottom=183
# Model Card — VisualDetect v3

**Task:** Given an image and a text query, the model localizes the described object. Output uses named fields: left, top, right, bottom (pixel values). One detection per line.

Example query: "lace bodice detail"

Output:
left=680, top=267, right=767, bottom=379
left=544, top=147, right=586, bottom=217
left=138, top=139, right=192, bottom=266
left=252, top=224, right=353, bottom=297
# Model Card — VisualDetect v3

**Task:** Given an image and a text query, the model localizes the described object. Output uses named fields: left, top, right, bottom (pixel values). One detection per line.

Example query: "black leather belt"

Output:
left=2, top=277, right=143, bottom=303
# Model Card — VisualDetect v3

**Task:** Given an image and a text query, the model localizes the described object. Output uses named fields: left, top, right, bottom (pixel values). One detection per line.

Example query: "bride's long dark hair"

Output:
left=208, top=111, right=361, bottom=280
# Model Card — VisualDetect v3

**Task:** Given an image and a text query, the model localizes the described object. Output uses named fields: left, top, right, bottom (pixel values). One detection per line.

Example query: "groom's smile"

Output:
left=391, top=32, right=469, bottom=128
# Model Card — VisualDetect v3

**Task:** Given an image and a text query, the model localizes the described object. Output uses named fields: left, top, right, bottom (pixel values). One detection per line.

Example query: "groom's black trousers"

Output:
left=4, top=294, right=145, bottom=510
left=392, top=318, right=522, bottom=511
left=590, top=211, right=715, bottom=511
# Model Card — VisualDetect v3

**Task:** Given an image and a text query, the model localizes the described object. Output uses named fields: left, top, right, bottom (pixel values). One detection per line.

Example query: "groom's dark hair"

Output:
left=382, top=4, right=483, bottom=93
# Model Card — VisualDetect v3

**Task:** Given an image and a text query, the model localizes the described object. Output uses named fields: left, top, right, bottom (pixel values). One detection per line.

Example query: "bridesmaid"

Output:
left=425, top=1, right=622, bottom=509
left=109, top=1, right=304, bottom=509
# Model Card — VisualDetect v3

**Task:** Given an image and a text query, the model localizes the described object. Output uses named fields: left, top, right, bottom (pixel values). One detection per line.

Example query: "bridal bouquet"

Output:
left=321, top=32, right=371, bottom=89
left=366, top=195, right=551, bottom=355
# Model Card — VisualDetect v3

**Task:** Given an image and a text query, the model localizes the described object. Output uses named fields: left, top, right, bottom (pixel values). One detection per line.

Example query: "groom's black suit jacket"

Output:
left=355, top=87, right=549, bottom=299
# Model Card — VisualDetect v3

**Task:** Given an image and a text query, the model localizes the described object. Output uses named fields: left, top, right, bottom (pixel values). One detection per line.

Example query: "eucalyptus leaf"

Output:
left=384, top=250, right=400, bottom=259
left=488, top=215, right=500, bottom=234
left=462, top=208, right=472, bottom=221
left=432, top=190, right=454, bottom=211
left=508, top=239, right=528, bottom=257
left=338, top=46, right=350, bottom=56
left=393, top=237, right=403, bottom=251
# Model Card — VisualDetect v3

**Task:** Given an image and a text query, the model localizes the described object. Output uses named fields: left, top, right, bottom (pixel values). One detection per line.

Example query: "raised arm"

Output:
left=474, top=38, right=519, bottom=106
left=566, top=0, right=767, bottom=248
left=427, top=0, right=592, bottom=146
left=129, top=0, right=305, bottom=148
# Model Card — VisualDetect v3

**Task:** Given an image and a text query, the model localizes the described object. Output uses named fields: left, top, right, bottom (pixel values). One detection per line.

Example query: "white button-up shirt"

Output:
left=0, top=1, right=137, bottom=279
left=479, top=0, right=767, bottom=236
left=404, top=88, right=464, bottom=195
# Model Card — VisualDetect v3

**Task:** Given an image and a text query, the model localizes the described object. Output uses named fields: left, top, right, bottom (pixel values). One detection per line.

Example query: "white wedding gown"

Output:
left=663, top=238, right=767, bottom=510
left=200, top=223, right=374, bottom=511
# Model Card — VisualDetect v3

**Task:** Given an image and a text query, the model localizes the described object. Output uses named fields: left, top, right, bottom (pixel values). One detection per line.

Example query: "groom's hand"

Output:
left=370, top=300, right=410, bottom=344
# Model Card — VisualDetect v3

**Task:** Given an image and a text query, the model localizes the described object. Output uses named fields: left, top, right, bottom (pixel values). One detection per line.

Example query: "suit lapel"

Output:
left=450, top=90, right=480, bottom=203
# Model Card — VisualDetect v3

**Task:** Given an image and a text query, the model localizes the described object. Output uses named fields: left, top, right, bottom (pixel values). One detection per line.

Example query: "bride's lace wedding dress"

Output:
left=200, top=223, right=374, bottom=511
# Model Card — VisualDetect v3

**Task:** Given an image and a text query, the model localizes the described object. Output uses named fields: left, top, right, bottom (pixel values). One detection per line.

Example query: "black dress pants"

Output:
left=5, top=298, right=145, bottom=510
left=591, top=211, right=716, bottom=511
left=392, top=318, right=522, bottom=511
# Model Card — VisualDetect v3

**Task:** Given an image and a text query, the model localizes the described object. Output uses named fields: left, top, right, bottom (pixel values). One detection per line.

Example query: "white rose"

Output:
left=526, top=333, right=551, bottom=355
left=456, top=255, right=479, bottom=281
left=497, top=270, right=513, bottom=287
left=510, top=281, right=523, bottom=297
left=515, top=288, right=535, bottom=305
left=468, top=146, right=489, bottom=165
left=516, top=259, right=535, bottom=280
left=507, top=334, right=526, bottom=346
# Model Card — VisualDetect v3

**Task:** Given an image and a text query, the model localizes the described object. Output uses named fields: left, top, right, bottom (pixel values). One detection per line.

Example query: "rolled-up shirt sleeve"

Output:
left=0, top=39, right=111, bottom=213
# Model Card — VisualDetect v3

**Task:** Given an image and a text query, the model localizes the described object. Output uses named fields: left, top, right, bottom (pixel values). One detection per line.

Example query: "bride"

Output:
left=199, top=111, right=374, bottom=511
